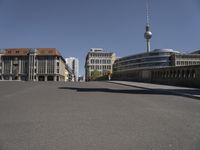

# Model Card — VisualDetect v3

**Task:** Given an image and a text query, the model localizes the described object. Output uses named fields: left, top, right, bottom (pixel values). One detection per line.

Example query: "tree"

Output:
left=91, top=70, right=101, bottom=80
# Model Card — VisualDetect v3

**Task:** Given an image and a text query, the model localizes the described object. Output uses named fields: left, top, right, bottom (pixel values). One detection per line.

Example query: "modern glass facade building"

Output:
left=113, top=49, right=180, bottom=73
left=112, top=49, right=200, bottom=81
left=0, top=48, right=67, bottom=81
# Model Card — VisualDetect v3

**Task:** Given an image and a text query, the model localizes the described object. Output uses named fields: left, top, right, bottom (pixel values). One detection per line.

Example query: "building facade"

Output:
left=113, top=49, right=180, bottom=74
left=0, top=48, right=67, bottom=81
left=85, top=48, right=116, bottom=81
left=171, top=53, right=200, bottom=66
left=112, top=49, right=200, bottom=83
left=65, top=57, right=79, bottom=81
left=65, top=65, right=75, bottom=82
left=0, top=51, right=3, bottom=80
left=113, top=49, right=200, bottom=74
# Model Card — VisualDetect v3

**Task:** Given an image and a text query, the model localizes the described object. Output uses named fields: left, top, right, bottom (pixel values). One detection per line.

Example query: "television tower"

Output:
left=144, top=0, right=152, bottom=53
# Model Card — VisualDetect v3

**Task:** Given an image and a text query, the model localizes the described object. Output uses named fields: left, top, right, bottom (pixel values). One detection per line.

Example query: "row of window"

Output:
left=152, top=69, right=196, bottom=79
left=47, top=59, right=55, bottom=74
left=176, top=61, right=200, bottom=66
left=1, top=57, right=64, bottom=76
left=113, top=62, right=169, bottom=72
left=90, top=65, right=111, bottom=70
left=175, top=55, right=200, bottom=59
left=115, top=56, right=170, bottom=66
left=0, top=75, right=60, bottom=81
left=90, top=59, right=111, bottom=64
left=118, top=52, right=172, bottom=62
left=89, top=53, right=112, bottom=58
left=1, top=58, right=60, bottom=67
left=89, top=71, right=108, bottom=76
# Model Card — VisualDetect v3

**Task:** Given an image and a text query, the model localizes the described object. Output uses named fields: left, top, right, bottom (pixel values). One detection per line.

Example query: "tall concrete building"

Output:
left=85, top=48, right=116, bottom=81
left=0, top=48, right=67, bottom=81
left=65, top=57, right=79, bottom=81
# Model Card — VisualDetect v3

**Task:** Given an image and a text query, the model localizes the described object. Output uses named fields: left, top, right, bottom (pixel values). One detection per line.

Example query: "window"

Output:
left=90, top=59, right=94, bottom=64
left=57, top=69, right=59, bottom=73
left=107, top=65, right=111, bottom=69
left=107, top=60, right=111, bottom=64
left=57, top=62, right=59, bottom=66
left=38, top=57, right=46, bottom=74
left=95, top=59, right=99, bottom=64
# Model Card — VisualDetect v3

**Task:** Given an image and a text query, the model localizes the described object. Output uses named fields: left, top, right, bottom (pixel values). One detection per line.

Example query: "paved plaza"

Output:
left=0, top=81, right=200, bottom=150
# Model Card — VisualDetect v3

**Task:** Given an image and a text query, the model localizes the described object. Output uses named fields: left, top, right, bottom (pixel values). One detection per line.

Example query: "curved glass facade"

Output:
left=113, top=49, right=179, bottom=72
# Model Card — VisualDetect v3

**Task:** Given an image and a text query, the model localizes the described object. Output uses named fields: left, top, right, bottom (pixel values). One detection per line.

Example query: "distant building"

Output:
left=0, top=48, right=67, bottom=81
left=65, top=65, right=75, bottom=82
left=85, top=48, right=116, bottom=81
left=171, top=52, right=200, bottom=66
left=0, top=51, right=3, bottom=80
left=113, top=49, right=179, bottom=73
left=113, top=49, right=200, bottom=75
left=65, top=57, right=79, bottom=81
left=113, top=49, right=200, bottom=80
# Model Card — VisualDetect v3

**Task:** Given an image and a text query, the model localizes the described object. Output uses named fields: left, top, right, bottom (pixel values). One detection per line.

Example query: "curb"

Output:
left=108, top=81, right=200, bottom=101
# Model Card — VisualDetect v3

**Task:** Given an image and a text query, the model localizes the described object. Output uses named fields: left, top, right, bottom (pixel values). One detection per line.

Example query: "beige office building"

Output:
left=0, top=48, right=67, bottom=81
left=85, top=48, right=116, bottom=81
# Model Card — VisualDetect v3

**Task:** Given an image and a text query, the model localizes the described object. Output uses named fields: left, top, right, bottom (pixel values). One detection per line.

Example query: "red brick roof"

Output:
left=4, top=48, right=30, bottom=56
left=3, top=48, right=61, bottom=56
left=36, top=48, right=61, bottom=56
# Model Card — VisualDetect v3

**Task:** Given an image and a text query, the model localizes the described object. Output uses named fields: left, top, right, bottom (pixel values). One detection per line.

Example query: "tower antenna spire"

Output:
left=146, top=0, right=150, bottom=26
left=144, top=0, right=152, bottom=53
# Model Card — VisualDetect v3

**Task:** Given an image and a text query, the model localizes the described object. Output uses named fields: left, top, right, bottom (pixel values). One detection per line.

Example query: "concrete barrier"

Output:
left=112, top=65, right=200, bottom=88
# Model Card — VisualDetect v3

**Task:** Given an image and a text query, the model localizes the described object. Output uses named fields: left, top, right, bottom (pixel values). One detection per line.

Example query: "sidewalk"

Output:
left=109, top=80, right=200, bottom=100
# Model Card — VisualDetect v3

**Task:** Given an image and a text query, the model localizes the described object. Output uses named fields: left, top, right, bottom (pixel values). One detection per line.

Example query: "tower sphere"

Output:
left=144, top=31, right=152, bottom=39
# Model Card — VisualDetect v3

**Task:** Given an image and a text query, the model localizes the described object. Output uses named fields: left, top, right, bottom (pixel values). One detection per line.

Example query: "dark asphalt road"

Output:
left=0, top=81, right=200, bottom=150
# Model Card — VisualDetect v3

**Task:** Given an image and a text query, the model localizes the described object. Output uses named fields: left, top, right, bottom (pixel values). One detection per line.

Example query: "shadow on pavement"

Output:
left=58, top=87, right=200, bottom=101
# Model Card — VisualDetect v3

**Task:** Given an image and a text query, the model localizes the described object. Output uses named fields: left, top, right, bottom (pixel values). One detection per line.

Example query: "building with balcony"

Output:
left=85, top=48, right=116, bottom=81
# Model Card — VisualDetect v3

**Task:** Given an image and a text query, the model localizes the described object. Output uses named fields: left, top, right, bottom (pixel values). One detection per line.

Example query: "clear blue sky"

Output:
left=0, top=0, right=200, bottom=76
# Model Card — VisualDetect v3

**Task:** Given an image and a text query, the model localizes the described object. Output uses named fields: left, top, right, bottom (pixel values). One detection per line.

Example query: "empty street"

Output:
left=0, top=81, right=200, bottom=150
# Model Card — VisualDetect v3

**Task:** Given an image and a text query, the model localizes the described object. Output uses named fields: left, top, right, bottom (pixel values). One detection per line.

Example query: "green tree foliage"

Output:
left=91, top=69, right=101, bottom=80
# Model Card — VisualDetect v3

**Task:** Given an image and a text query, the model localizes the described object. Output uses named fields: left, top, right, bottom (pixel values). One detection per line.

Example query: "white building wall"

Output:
left=85, top=48, right=116, bottom=81
left=65, top=57, right=79, bottom=81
